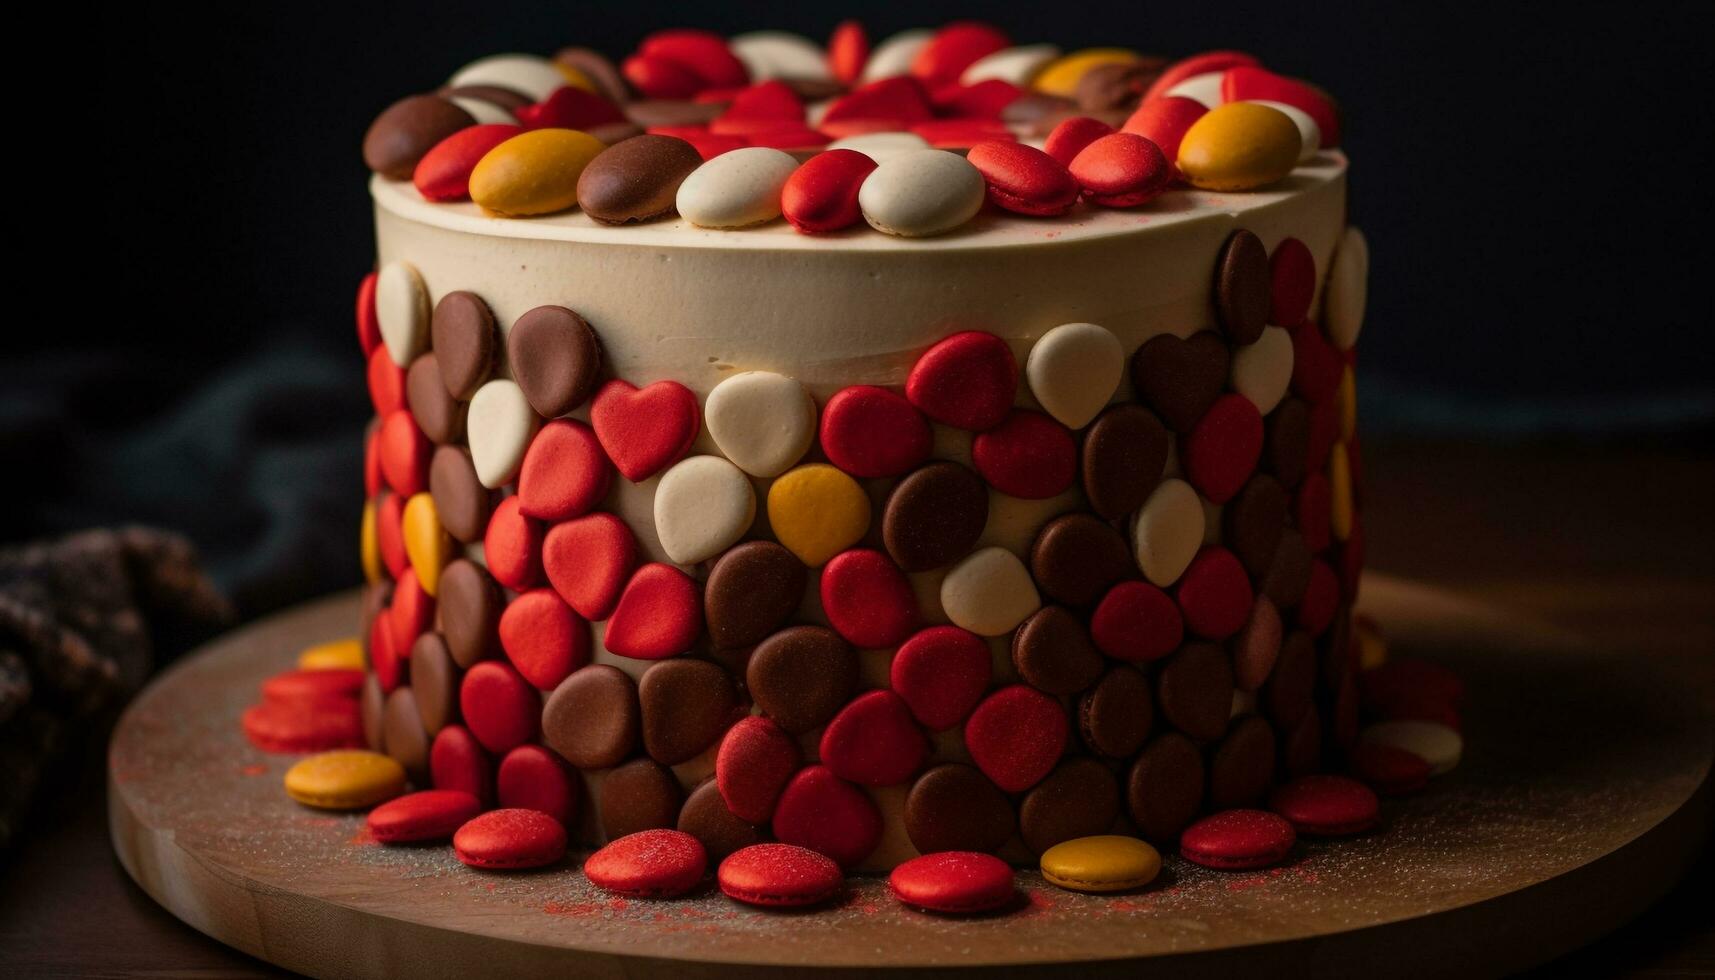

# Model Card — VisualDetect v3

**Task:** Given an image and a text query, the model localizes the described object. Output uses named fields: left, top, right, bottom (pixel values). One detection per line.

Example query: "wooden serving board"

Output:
left=108, top=576, right=1712, bottom=979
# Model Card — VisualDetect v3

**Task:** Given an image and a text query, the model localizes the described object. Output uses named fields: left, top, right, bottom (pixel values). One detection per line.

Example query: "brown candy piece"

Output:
left=904, top=763, right=1015, bottom=855
left=1074, top=59, right=1163, bottom=113
left=360, top=673, right=386, bottom=751
left=1259, top=528, right=1313, bottom=609
left=1208, top=714, right=1276, bottom=809
left=1264, top=397, right=1312, bottom=488
left=704, top=541, right=806, bottom=649
left=1230, top=596, right=1284, bottom=692
left=1081, top=404, right=1170, bottom=520
left=406, top=352, right=467, bottom=445
left=1127, top=732, right=1205, bottom=842
left=429, top=446, right=493, bottom=543
left=554, top=47, right=631, bottom=105
left=746, top=626, right=858, bottom=734
left=1079, top=665, right=1153, bottom=759
left=1214, top=229, right=1270, bottom=346
left=639, top=659, right=738, bottom=766
left=1012, top=606, right=1104, bottom=695
left=382, top=687, right=429, bottom=781
left=678, top=778, right=766, bottom=860
left=1225, top=474, right=1288, bottom=577
left=599, top=758, right=683, bottom=840
left=1130, top=332, right=1231, bottom=434
left=442, top=84, right=532, bottom=113
left=507, top=306, right=602, bottom=419
left=1019, top=757, right=1121, bottom=854
left=363, top=94, right=475, bottom=180
left=577, top=135, right=704, bottom=224
left=882, top=461, right=989, bottom=572
left=361, top=580, right=392, bottom=655
left=430, top=291, right=495, bottom=400
left=409, top=632, right=459, bottom=734
left=1280, top=703, right=1321, bottom=778
left=1030, top=514, right=1133, bottom=606
left=586, top=121, right=644, bottom=145
left=1264, top=630, right=1317, bottom=729
left=624, top=99, right=723, bottom=128
left=436, top=559, right=501, bottom=668
left=1157, top=642, right=1235, bottom=741
left=542, top=664, right=639, bottom=770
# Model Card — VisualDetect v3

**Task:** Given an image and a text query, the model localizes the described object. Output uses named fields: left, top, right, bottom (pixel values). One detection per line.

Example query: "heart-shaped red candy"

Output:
left=819, top=690, right=928, bottom=786
left=964, top=685, right=1068, bottom=793
left=819, top=386, right=932, bottom=478
left=972, top=410, right=1077, bottom=499
left=591, top=379, right=701, bottom=482
left=716, top=716, right=800, bottom=824
left=516, top=87, right=624, bottom=131
left=906, top=330, right=1019, bottom=431
left=1183, top=394, right=1263, bottom=504
left=783, top=148, right=879, bottom=234
left=1174, top=547, right=1255, bottom=641
left=820, top=76, right=934, bottom=127
left=604, top=563, right=702, bottom=659
left=542, top=512, right=636, bottom=621
left=517, top=419, right=613, bottom=522
left=1090, top=581, right=1184, bottom=661
left=889, top=626, right=991, bottom=731
left=483, top=496, right=543, bottom=591
left=771, top=765, right=882, bottom=868
left=1221, top=65, right=1341, bottom=147
left=819, top=549, right=917, bottom=649
left=498, top=588, right=591, bottom=690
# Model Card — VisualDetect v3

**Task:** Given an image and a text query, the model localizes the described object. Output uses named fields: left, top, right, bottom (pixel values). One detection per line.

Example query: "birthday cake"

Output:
left=256, top=21, right=1465, bottom=900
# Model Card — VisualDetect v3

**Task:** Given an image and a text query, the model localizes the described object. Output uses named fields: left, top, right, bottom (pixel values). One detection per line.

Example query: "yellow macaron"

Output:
left=1040, top=834, right=1163, bottom=893
left=284, top=750, right=406, bottom=810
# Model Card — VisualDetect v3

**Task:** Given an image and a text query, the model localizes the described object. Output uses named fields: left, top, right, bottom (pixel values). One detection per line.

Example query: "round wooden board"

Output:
left=109, top=576, right=1712, bottom=979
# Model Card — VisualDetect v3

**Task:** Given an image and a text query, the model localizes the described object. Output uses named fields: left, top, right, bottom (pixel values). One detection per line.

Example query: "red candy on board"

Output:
left=483, top=496, right=543, bottom=591
left=890, top=625, right=991, bottom=731
left=459, top=660, right=541, bottom=754
left=1269, top=238, right=1316, bottom=328
left=1091, top=581, right=1184, bottom=662
left=356, top=271, right=381, bottom=356
left=516, top=419, right=613, bottom=522
left=624, top=53, right=707, bottom=100
left=241, top=699, right=363, bottom=754
left=413, top=123, right=524, bottom=201
left=1175, top=547, right=1255, bottom=641
left=515, top=87, right=625, bottom=131
left=603, top=563, right=702, bottom=659
left=966, top=140, right=1080, bottom=216
left=720, top=80, right=803, bottom=121
left=454, top=808, right=568, bottom=870
left=771, top=765, right=883, bottom=868
left=964, top=685, right=1069, bottom=793
left=1180, top=808, right=1296, bottom=869
left=820, top=549, right=917, bottom=649
left=1268, top=774, right=1380, bottom=836
left=889, top=851, right=1016, bottom=914
left=1043, top=115, right=1114, bottom=167
left=431, top=724, right=495, bottom=805
left=782, top=148, right=878, bottom=234
left=1290, top=320, right=1343, bottom=404
left=932, top=78, right=1024, bottom=120
left=719, top=842, right=844, bottom=908
left=716, top=715, right=800, bottom=824
left=819, top=386, right=933, bottom=478
left=262, top=668, right=364, bottom=706
left=498, top=588, right=590, bottom=690
left=1184, top=394, right=1263, bottom=504
left=640, top=30, right=750, bottom=89
left=820, top=690, right=929, bottom=786
left=1222, top=65, right=1341, bottom=147
left=368, top=612, right=402, bottom=693
left=388, top=567, right=434, bottom=652
left=376, top=492, right=408, bottom=577
left=367, top=346, right=406, bottom=416
left=497, top=745, right=579, bottom=827
left=367, top=789, right=483, bottom=844
left=378, top=409, right=429, bottom=497
left=911, top=22, right=1010, bottom=85
left=1069, top=133, right=1173, bottom=208
left=542, top=511, right=637, bottom=621
left=585, top=829, right=709, bottom=898
left=820, top=76, right=935, bottom=128
left=1142, top=50, right=1261, bottom=103
left=590, top=379, right=701, bottom=482
left=1297, top=560, right=1340, bottom=636
left=1121, top=96, right=1207, bottom=167
left=363, top=428, right=383, bottom=497
left=828, top=20, right=869, bottom=87
left=1351, top=740, right=1432, bottom=795
left=972, top=410, right=1077, bottom=499
left=906, top=331, right=1019, bottom=431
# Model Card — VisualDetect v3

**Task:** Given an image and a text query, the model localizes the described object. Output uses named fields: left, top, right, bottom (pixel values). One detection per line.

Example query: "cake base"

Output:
left=108, top=576, right=1712, bottom=979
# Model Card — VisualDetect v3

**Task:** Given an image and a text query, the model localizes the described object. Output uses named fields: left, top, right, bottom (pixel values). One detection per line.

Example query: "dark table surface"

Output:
left=2, top=440, right=1711, bottom=978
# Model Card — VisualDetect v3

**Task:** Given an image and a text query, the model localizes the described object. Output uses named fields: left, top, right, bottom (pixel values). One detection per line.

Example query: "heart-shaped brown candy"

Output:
left=1131, top=331, right=1231, bottom=433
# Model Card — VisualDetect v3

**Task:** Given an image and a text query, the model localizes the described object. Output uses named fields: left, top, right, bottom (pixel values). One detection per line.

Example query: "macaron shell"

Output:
left=1039, top=835, right=1162, bottom=892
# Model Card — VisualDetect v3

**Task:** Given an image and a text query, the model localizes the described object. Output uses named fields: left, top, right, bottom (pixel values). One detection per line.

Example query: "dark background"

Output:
left=14, top=0, right=1712, bottom=611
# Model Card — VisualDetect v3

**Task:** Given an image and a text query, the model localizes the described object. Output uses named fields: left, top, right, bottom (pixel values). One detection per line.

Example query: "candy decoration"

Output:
left=368, top=347, right=406, bottom=418
left=516, top=86, right=625, bottom=131
left=676, top=146, right=799, bottom=228
left=1025, top=322, right=1124, bottom=430
left=640, top=30, right=750, bottom=89
left=1231, top=326, right=1295, bottom=414
left=890, top=851, right=1016, bottom=913
left=469, top=128, right=606, bottom=216
left=704, top=541, right=807, bottom=648
left=906, top=331, right=1019, bottom=431
left=378, top=410, right=429, bottom=498
left=498, top=588, right=590, bottom=690
left=1163, top=71, right=1225, bottom=108
left=1183, top=394, right=1263, bottom=504
left=716, top=715, right=800, bottom=824
left=858, top=149, right=986, bottom=237
left=704, top=371, right=817, bottom=477
left=1157, top=643, right=1235, bottom=741
left=405, top=353, right=466, bottom=445
left=355, top=272, right=381, bottom=356
left=1142, top=50, right=1259, bottom=104
left=483, top=496, right=543, bottom=591
left=821, top=548, right=917, bottom=648
left=966, top=140, right=1079, bottom=216
left=638, top=658, right=739, bottom=765
left=284, top=750, right=406, bottom=810
left=467, top=379, right=538, bottom=489
left=911, top=22, right=1010, bottom=85
left=241, top=700, right=363, bottom=754
left=963, top=44, right=1061, bottom=86
left=1082, top=405, right=1171, bottom=520
left=507, top=304, right=602, bottom=418
left=768, top=463, right=871, bottom=567
left=454, top=808, right=568, bottom=870
left=782, top=149, right=880, bottom=233
left=828, top=21, right=869, bottom=85
left=1360, top=720, right=1463, bottom=775
left=771, top=765, right=882, bottom=868
left=1176, top=102, right=1302, bottom=192
left=881, top=461, right=989, bottom=572
left=414, top=124, right=524, bottom=202
left=1068, top=133, right=1171, bottom=208
left=818, top=386, right=932, bottom=478
left=1121, top=96, right=1207, bottom=166
left=729, top=32, right=833, bottom=85
left=1351, top=741, right=1433, bottom=795
left=541, top=665, right=639, bottom=769
left=747, top=626, right=858, bottom=734
left=1131, top=331, right=1230, bottom=433
left=1221, top=65, right=1341, bottom=148
left=820, top=690, right=929, bottom=788
left=542, top=512, right=636, bottom=622
left=1324, top=227, right=1369, bottom=350
left=449, top=54, right=568, bottom=101
left=1131, top=478, right=1206, bottom=587
left=1214, top=230, right=1270, bottom=345
left=363, top=95, right=476, bottom=180
left=387, top=567, right=434, bottom=654
left=585, top=829, right=708, bottom=898
left=590, top=379, right=701, bottom=482
left=1079, top=666, right=1153, bottom=759
left=429, top=724, right=494, bottom=804
left=368, top=789, right=483, bottom=843
left=459, top=660, right=540, bottom=754
left=1090, top=581, right=1183, bottom=662
left=496, top=744, right=578, bottom=826
left=1268, top=774, right=1379, bottom=836
left=430, top=446, right=493, bottom=544
left=375, top=261, right=429, bottom=368
left=297, top=638, right=365, bottom=672
left=1179, top=809, right=1296, bottom=870
left=719, top=843, right=844, bottom=908
left=1042, top=116, right=1113, bottom=167
left=965, top=685, right=1069, bottom=793
left=604, top=563, right=703, bottom=660
left=575, top=133, right=703, bottom=224
left=1209, top=715, right=1276, bottom=808
left=679, top=778, right=766, bottom=862
left=1039, top=835, right=1162, bottom=893
left=889, top=626, right=991, bottom=731
left=401, top=493, right=452, bottom=595
left=516, top=420, right=611, bottom=522
left=653, top=455, right=756, bottom=565
left=971, top=410, right=1076, bottom=499
left=1012, top=607, right=1103, bottom=695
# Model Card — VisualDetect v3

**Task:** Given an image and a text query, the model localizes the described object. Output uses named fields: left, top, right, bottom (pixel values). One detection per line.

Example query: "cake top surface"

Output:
left=363, top=22, right=1345, bottom=241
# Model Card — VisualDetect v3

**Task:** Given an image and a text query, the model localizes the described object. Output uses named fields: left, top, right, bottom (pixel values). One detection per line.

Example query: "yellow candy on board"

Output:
left=1040, top=835, right=1162, bottom=893
left=469, top=128, right=606, bottom=216
left=1329, top=441, right=1354, bottom=542
left=767, top=463, right=871, bottom=567
left=402, top=492, right=452, bottom=596
left=1176, top=102, right=1302, bottom=191
left=284, top=750, right=406, bottom=810
left=1337, top=365, right=1358, bottom=441
left=1032, top=48, right=1142, bottom=97
left=359, top=498, right=381, bottom=584
left=298, top=637, right=365, bottom=671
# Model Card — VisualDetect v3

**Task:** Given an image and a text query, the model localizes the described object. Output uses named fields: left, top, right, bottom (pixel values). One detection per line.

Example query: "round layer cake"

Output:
left=354, top=30, right=1371, bottom=873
